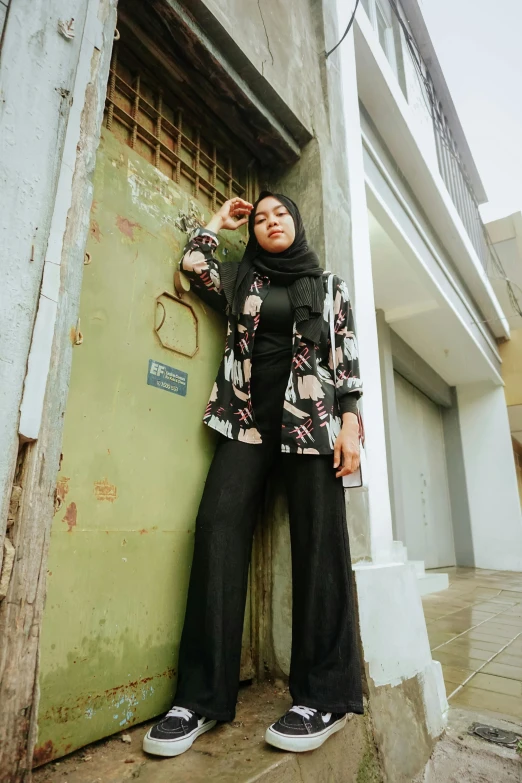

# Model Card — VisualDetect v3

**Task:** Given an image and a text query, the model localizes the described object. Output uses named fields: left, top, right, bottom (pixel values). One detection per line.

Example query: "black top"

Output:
left=250, top=284, right=358, bottom=438
left=250, top=285, right=294, bottom=437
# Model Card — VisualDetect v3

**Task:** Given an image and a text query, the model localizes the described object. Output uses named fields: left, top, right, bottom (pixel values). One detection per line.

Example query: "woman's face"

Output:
left=253, top=196, right=296, bottom=253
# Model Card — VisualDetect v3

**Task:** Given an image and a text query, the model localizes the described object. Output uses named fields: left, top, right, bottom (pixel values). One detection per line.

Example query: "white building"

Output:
left=338, top=0, right=522, bottom=579
left=334, top=3, right=522, bottom=771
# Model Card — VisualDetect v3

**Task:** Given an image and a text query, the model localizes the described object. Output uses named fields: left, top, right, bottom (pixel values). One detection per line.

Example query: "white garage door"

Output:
left=394, top=372, right=455, bottom=569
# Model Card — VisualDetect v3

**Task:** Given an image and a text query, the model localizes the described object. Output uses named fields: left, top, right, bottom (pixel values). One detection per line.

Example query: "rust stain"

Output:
left=63, top=502, right=77, bottom=533
left=94, top=477, right=118, bottom=503
left=91, top=199, right=98, bottom=214
left=38, top=667, right=177, bottom=729
left=90, top=219, right=102, bottom=242
left=56, top=475, right=70, bottom=502
left=139, top=529, right=148, bottom=535
left=69, top=325, right=77, bottom=344
left=116, top=215, right=141, bottom=240
left=33, top=739, right=54, bottom=767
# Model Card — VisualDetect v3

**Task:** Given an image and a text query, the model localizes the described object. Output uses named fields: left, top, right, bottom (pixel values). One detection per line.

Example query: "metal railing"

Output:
left=389, top=1, right=491, bottom=271
left=431, top=96, right=490, bottom=270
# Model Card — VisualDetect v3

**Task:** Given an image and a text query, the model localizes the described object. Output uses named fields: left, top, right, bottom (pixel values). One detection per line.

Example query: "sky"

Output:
left=420, top=0, right=522, bottom=224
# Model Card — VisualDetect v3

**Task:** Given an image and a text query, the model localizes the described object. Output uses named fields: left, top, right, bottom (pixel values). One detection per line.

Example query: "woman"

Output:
left=143, top=191, right=364, bottom=757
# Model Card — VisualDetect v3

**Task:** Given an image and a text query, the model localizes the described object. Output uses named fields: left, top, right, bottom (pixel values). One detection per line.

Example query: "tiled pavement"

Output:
left=422, top=567, right=522, bottom=720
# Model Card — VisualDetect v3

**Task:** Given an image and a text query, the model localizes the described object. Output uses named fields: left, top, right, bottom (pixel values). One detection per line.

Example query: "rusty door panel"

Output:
left=37, top=129, right=253, bottom=762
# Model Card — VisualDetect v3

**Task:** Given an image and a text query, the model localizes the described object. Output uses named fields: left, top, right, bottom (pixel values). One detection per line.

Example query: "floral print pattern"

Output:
left=180, top=228, right=362, bottom=455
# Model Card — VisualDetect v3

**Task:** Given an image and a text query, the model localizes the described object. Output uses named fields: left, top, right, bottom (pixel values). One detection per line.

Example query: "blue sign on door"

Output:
left=147, top=360, right=188, bottom=397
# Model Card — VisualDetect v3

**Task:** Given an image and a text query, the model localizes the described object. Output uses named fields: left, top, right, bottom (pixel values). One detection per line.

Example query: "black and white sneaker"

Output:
left=143, top=706, right=217, bottom=757
left=265, top=705, right=347, bottom=752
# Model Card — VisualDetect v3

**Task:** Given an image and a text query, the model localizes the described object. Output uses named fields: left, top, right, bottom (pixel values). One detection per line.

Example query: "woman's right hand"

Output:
left=205, top=197, right=253, bottom=233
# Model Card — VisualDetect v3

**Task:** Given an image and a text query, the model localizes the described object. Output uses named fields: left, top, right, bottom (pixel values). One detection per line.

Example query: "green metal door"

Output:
left=36, top=42, right=257, bottom=763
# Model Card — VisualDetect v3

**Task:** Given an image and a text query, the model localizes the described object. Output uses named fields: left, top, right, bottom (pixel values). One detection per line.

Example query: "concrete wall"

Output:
left=390, top=330, right=452, bottom=408
left=498, top=327, right=522, bottom=509
left=0, top=0, right=102, bottom=563
left=376, top=311, right=405, bottom=541
left=442, top=390, right=474, bottom=567
left=395, top=6, right=438, bottom=171
left=512, top=439, right=522, bottom=509
left=500, top=329, right=522, bottom=407
left=185, top=0, right=316, bottom=138
left=355, top=561, right=447, bottom=783
left=457, top=382, right=522, bottom=571
left=361, top=110, right=500, bottom=375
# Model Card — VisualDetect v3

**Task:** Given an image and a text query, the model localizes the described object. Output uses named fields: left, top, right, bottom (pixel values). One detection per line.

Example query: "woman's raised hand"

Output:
left=205, top=198, right=253, bottom=233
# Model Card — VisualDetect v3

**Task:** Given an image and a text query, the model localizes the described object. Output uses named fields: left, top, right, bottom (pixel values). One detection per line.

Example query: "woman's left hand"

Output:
left=333, top=414, right=360, bottom=478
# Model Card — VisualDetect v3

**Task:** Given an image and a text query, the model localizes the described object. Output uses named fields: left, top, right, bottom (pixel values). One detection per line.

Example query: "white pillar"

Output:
left=334, top=9, right=395, bottom=561
left=457, top=382, right=522, bottom=571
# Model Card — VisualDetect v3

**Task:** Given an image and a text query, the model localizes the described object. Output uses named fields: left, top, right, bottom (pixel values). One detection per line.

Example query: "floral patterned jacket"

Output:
left=180, top=227, right=362, bottom=455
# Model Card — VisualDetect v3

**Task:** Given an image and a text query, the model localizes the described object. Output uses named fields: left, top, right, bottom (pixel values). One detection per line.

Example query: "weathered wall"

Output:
left=184, top=0, right=316, bottom=137
left=0, top=0, right=89, bottom=565
left=0, top=0, right=117, bottom=777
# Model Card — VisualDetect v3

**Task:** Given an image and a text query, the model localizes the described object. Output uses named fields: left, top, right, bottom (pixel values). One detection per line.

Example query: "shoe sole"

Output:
left=265, top=715, right=347, bottom=753
left=143, top=719, right=217, bottom=757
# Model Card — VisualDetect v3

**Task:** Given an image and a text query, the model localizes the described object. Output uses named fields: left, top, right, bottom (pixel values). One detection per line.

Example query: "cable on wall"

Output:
left=325, top=0, right=360, bottom=58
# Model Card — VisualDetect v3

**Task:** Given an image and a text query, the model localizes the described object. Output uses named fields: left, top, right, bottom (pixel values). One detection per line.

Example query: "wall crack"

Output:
left=257, top=0, right=274, bottom=67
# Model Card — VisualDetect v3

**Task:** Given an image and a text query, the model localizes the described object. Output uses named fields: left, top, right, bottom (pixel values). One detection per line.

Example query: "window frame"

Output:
left=360, top=0, right=399, bottom=75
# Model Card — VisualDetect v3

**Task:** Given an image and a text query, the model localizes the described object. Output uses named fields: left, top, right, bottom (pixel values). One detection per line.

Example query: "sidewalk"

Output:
left=422, top=566, right=522, bottom=720
left=32, top=683, right=379, bottom=783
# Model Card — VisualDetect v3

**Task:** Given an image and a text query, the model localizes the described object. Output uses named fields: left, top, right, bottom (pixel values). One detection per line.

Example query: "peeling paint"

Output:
left=93, top=477, right=117, bottom=503
left=37, top=667, right=175, bottom=757
left=56, top=475, right=70, bottom=502
left=90, top=219, right=102, bottom=242
left=116, top=215, right=140, bottom=240
left=62, top=502, right=77, bottom=533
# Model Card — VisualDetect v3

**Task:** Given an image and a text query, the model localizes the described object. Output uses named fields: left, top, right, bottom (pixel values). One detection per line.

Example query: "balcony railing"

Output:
left=431, top=98, right=490, bottom=270
left=387, top=0, right=491, bottom=271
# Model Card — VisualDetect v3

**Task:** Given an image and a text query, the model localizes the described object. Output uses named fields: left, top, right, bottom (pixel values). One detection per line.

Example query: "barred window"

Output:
left=105, top=37, right=256, bottom=214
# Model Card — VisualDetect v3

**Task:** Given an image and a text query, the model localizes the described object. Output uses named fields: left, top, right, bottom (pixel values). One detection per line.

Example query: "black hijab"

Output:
left=219, top=191, right=325, bottom=344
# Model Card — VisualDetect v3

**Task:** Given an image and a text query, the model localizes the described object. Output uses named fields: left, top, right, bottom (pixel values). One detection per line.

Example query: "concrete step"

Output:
left=411, top=560, right=426, bottom=578
left=33, top=682, right=381, bottom=783
left=417, top=571, right=449, bottom=596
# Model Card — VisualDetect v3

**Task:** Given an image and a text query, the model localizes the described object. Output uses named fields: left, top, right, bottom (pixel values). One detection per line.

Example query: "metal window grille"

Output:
left=104, top=40, right=250, bottom=213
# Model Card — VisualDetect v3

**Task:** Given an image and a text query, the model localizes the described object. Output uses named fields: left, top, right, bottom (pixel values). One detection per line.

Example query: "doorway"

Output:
left=394, top=372, right=455, bottom=569
left=36, top=30, right=259, bottom=762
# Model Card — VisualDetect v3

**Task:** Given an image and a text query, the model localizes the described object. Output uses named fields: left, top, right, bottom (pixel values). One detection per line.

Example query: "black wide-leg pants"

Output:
left=174, top=436, right=364, bottom=721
